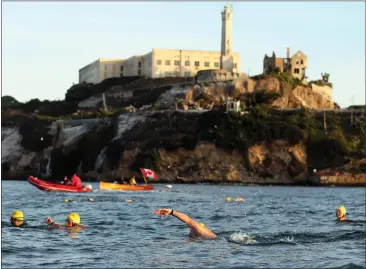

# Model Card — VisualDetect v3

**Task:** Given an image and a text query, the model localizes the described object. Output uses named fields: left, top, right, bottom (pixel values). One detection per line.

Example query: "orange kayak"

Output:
left=99, top=181, right=154, bottom=191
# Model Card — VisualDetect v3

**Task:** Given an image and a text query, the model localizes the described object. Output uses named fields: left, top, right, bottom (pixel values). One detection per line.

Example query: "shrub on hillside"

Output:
left=2, top=95, right=21, bottom=109
left=21, top=99, right=42, bottom=113
left=239, top=89, right=281, bottom=107
left=38, top=100, right=77, bottom=117
left=65, top=83, right=94, bottom=103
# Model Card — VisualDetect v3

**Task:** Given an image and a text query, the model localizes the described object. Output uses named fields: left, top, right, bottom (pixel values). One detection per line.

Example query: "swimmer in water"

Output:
left=154, top=208, right=216, bottom=239
left=45, top=212, right=87, bottom=229
left=10, top=210, right=27, bottom=227
left=336, top=206, right=353, bottom=222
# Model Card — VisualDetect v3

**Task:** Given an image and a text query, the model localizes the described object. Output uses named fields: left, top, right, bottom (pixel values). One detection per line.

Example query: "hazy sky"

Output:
left=2, top=1, right=365, bottom=107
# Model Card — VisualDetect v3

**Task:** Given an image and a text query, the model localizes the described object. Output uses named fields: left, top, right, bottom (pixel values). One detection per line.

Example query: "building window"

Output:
left=296, top=61, right=299, bottom=65
left=165, top=60, right=171, bottom=65
left=214, top=62, right=219, bottom=68
left=138, top=69, right=141, bottom=75
left=194, top=61, right=200, bottom=67
left=174, top=60, right=180, bottom=66
left=120, top=73, right=123, bottom=77
left=157, top=60, right=162, bottom=65
left=184, top=72, right=191, bottom=77
left=233, top=63, right=237, bottom=68
left=175, top=72, right=180, bottom=77
left=294, top=68, right=300, bottom=74
left=104, top=65, right=107, bottom=70
left=104, top=72, right=107, bottom=78
left=185, top=61, right=190, bottom=66
left=120, top=66, right=124, bottom=71
left=204, top=62, right=210, bottom=67
left=300, top=60, right=304, bottom=64
left=138, top=62, right=141, bottom=68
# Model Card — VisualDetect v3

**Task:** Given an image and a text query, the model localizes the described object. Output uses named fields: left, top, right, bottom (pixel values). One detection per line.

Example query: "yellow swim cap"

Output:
left=67, top=212, right=80, bottom=224
left=225, top=196, right=231, bottom=201
left=337, top=205, right=346, bottom=216
left=11, top=210, right=24, bottom=221
left=199, top=222, right=205, bottom=227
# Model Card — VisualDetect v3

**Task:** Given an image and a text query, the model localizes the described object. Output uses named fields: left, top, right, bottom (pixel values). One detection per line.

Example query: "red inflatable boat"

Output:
left=28, top=176, right=92, bottom=193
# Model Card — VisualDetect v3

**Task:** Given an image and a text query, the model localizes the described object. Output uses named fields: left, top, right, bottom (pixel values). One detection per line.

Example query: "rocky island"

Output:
left=2, top=73, right=365, bottom=186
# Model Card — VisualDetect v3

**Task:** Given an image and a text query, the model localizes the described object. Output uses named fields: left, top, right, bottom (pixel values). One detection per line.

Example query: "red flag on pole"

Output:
left=140, top=168, right=158, bottom=180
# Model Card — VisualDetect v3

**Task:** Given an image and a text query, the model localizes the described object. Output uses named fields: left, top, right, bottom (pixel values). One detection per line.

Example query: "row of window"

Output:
left=295, top=60, right=304, bottom=65
left=157, top=71, right=191, bottom=77
left=156, top=60, right=237, bottom=69
left=156, top=59, right=220, bottom=68
left=105, top=61, right=238, bottom=73
left=104, top=62, right=142, bottom=72
left=118, top=71, right=191, bottom=78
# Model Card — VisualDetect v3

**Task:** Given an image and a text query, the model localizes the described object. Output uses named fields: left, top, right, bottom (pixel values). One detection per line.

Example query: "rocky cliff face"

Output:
left=2, top=107, right=365, bottom=186
left=163, top=75, right=335, bottom=110
left=2, top=75, right=364, bottom=184
left=312, top=159, right=366, bottom=186
left=248, top=140, right=308, bottom=183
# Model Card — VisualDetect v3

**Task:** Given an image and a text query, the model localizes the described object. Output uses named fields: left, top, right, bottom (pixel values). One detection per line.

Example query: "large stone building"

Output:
left=263, top=48, right=308, bottom=81
left=78, top=58, right=124, bottom=84
left=78, top=4, right=240, bottom=84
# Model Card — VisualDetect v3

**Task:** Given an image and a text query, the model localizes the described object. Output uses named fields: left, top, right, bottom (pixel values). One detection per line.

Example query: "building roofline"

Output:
left=98, top=58, right=124, bottom=62
left=79, top=58, right=124, bottom=72
left=152, top=48, right=240, bottom=55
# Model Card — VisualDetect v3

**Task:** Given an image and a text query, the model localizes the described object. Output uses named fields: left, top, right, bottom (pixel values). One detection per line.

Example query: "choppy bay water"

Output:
left=1, top=180, right=365, bottom=268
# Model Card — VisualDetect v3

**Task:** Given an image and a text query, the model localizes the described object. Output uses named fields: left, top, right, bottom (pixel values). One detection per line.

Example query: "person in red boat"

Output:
left=62, top=176, right=72, bottom=185
left=71, top=174, right=82, bottom=188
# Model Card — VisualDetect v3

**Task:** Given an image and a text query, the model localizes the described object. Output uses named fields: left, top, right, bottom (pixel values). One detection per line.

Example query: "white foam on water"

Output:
left=229, top=231, right=257, bottom=244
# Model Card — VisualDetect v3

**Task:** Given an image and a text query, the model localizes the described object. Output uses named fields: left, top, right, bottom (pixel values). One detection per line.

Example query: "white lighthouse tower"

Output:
left=220, top=3, right=234, bottom=72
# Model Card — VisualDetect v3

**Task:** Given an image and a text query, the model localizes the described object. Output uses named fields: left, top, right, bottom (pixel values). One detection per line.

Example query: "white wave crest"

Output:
left=279, top=236, right=295, bottom=243
left=229, top=231, right=257, bottom=244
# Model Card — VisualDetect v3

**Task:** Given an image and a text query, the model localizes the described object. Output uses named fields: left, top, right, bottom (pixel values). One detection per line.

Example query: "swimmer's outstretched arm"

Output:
left=154, top=208, right=216, bottom=238
left=45, top=217, right=64, bottom=229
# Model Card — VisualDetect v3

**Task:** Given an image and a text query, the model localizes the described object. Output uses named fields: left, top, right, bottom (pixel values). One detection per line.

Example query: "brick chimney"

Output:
left=287, top=47, right=290, bottom=59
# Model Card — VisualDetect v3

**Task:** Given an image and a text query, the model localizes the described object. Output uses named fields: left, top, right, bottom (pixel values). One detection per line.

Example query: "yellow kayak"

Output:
left=99, top=181, right=154, bottom=191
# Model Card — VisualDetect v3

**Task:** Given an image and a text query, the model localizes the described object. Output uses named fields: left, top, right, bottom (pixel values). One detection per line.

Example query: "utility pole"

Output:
left=37, top=137, right=44, bottom=177
left=103, top=93, right=108, bottom=111
left=349, top=95, right=355, bottom=125
left=323, top=109, right=327, bottom=133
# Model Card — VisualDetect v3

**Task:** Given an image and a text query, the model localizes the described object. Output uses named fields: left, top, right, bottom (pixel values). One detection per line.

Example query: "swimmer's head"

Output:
left=225, top=196, right=231, bottom=202
left=10, top=210, right=24, bottom=227
left=199, top=222, right=205, bottom=227
left=336, top=205, right=346, bottom=219
left=66, top=212, right=80, bottom=227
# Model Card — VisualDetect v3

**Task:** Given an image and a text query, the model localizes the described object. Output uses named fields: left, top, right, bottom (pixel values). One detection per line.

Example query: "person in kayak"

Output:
left=129, top=176, right=137, bottom=186
left=154, top=208, right=216, bottom=239
left=45, top=212, right=87, bottom=229
left=71, top=174, right=83, bottom=188
left=10, top=210, right=27, bottom=227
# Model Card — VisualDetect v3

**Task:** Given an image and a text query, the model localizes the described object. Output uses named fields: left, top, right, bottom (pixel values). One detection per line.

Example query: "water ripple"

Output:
left=2, top=182, right=365, bottom=268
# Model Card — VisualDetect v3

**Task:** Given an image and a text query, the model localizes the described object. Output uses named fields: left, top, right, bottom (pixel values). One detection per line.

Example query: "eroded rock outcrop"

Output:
left=248, top=140, right=308, bottom=183
left=313, top=159, right=366, bottom=186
